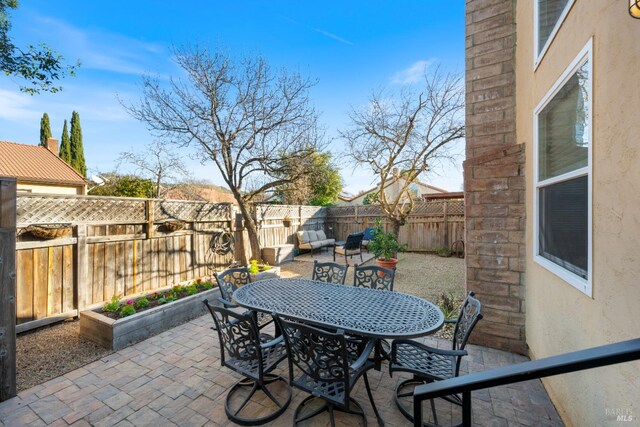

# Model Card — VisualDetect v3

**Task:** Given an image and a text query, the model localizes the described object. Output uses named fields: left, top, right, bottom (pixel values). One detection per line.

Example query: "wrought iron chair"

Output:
left=202, top=300, right=291, bottom=425
left=274, top=315, right=384, bottom=426
left=311, top=260, right=349, bottom=284
left=215, top=267, right=273, bottom=329
left=352, top=264, right=397, bottom=361
left=333, top=232, right=365, bottom=264
left=389, top=291, right=483, bottom=425
left=353, top=264, right=396, bottom=291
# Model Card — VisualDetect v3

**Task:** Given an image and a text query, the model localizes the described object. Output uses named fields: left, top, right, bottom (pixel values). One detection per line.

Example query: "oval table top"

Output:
left=233, top=278, right=444, bottom=339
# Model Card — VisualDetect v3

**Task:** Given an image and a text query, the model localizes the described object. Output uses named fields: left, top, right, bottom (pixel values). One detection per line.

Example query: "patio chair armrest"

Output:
left=391, top=339, right=468, bottom=358
left=217, top=296, right=239, bottom=309
left=260, top=334, right=284, bottom=349
left=350, top=338, right=376, bottom=371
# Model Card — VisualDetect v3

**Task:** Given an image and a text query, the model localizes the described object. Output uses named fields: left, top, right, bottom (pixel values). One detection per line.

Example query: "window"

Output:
left=534, top=39, right=592, bottom=296
left=534, top=0, right=575, bottom=68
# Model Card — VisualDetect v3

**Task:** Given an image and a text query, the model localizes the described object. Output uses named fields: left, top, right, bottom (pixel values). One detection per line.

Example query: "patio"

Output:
left=1, top=312, right=563, bottom=426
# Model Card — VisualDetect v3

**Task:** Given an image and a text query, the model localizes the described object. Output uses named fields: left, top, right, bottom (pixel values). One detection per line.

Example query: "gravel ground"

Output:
left=16, top=252, right=464, bottom=392
left=16, top=320, right=113, bottom=392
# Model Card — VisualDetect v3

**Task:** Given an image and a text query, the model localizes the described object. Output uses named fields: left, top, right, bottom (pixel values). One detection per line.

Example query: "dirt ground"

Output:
left=16, top=252, right=465, bottom=392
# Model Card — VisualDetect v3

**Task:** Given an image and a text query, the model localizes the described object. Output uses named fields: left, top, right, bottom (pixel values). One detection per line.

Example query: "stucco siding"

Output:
left=517, top=0, right=640, bottom=425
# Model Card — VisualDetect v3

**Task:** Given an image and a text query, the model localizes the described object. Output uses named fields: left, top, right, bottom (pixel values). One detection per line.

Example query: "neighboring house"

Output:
left=465, top=0, right=639, bottom=425
left=336, top=174, right=447, bottom=206
left=163, top=183, right=236, bottom=204
left=0, top=139, right=86, bottom=195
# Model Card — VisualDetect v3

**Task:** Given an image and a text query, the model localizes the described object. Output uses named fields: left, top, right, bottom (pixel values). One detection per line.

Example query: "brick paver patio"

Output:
left=0, top=316, right=564, bottom=426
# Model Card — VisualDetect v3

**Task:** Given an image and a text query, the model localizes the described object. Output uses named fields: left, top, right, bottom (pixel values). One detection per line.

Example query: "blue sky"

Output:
left=0, top=1, right=465, bottom=194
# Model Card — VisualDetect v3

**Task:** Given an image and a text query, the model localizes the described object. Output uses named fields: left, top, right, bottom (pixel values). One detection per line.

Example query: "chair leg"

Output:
left=225, top=375, right=291, bottom=426
left=363, top=372, right=385, bottom=426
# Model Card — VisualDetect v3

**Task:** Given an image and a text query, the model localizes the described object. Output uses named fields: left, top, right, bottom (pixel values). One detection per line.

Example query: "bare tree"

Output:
left=341, top=67, right=465, bottom=236
left=118, top=142, right=187, bottom=197
left=123, top=45, right=320, bottom=259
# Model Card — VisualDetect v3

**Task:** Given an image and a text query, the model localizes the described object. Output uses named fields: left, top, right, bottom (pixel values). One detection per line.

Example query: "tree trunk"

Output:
left=235, top=199, right=262, bottom=262
left=391, top=218, right=401, bottom=239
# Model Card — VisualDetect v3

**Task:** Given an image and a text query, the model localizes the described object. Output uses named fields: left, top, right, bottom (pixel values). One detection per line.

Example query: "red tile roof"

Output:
left=0, top=140, right=87, bottom=185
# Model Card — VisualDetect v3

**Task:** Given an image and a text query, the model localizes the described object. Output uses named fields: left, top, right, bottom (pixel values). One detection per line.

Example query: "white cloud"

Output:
left=391, top=60, right=431, bottom=85
left=28, top=16, right=169, bottom=76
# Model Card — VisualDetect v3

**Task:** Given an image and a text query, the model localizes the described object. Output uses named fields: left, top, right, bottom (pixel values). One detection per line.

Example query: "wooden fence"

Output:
left=326, top=200, right=465, bottom=251
left=12, top=194, right=463, bottom=332
left=15, top=194, right=241, bottom=332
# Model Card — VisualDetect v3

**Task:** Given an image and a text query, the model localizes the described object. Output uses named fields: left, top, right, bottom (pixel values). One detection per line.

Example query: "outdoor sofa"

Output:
left=296, top=229, right=335, bottom=255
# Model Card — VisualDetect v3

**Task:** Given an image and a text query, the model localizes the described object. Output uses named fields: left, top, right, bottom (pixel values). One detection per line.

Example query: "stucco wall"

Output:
left=17, top=182, right=85, bottom=195
left=516, top=1, right=640, bottom=425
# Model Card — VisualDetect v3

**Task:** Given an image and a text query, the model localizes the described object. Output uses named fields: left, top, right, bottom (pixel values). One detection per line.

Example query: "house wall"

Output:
left=516, top=0, right=640, bottom=425
left=18, top=182, right=85, bottom=195
left=464, top=0, right=527, bottom=354
left=342, top=180, right=445, bottom=206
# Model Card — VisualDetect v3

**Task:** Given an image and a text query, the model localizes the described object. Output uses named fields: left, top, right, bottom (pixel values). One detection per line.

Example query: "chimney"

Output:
left=46, top=137, right=59, bottom=155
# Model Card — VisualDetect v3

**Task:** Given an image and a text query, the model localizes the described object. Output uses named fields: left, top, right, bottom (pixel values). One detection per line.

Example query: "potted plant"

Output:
left=367, top=219, right=407, bottom=270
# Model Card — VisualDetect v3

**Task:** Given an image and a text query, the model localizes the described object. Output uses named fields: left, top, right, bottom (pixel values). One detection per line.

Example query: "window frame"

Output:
left=534, top=0, right=576, bottom=70
left=533, top=38, right=593, bottom=297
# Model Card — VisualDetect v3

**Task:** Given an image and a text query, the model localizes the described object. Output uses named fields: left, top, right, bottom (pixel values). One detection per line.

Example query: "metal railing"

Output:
left=413, top=338, right=640, bottom=426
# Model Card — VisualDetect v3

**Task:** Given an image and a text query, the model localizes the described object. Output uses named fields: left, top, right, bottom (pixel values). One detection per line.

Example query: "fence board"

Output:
left=62, top=245, right=74, bottom=312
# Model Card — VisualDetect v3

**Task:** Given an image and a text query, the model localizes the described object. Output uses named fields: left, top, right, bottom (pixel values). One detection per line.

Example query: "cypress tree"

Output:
left=39, top=113, right=52, bottom=146
left=59, top=119, right=71, bottom=163
left=69, top=111, right=86, bottom=177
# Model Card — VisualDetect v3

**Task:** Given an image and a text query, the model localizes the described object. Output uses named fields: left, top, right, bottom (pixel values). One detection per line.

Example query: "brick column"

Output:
left=465, top=0, right=526, bottom=354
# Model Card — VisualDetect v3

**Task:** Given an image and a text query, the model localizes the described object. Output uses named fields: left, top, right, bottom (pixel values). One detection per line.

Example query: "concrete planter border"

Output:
left=80, top=287, right=221, bottom=350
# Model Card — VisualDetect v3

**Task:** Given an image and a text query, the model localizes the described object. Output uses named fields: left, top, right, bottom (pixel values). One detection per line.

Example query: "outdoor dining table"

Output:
left=232, top=277, right=445, bottom=364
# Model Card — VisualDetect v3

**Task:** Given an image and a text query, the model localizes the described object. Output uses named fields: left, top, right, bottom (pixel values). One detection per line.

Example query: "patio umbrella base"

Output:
left=224, top=373, right=291, bottom=426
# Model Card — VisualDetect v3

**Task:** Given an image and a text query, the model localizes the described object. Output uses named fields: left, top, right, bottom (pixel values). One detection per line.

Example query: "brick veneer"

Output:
left=465, top=0, right=527, bottom=354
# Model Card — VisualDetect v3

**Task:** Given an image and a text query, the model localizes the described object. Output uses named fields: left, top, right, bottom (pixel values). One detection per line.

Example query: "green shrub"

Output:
left=198, top=280, right=214, bottom=290
left=186, top=284, right=198, bottom=296
left=438, top=291, right=460, bottom=320
left=248, top=259, right=259, bottom=274
left=436, top=246, right=452, bottom=257
left=367, top=219, right=407, bottom=260
left=103, top=295, right=121, bottom=312
left=135, top=296, right=149, bottom=309
left=119, top=304, right=136, bottom=317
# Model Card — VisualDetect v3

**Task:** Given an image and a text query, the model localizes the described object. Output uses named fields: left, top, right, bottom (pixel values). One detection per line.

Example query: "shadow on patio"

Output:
left=0, top=314, right=563, bottom=426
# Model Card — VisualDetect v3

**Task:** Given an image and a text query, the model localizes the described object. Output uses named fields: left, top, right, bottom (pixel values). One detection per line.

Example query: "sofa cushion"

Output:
left=298, top=243, right=313, bottom=250
left=310, top=241, right=324, bottom=249
left=297, top=230, right=310, bottom=244
left=307, top=230, right=319, bottom=242
left=321, top=238, right=335, bottom=246
left=316, top=230, right=327, bottom=240
left=335, top=246, right=361, bottom=256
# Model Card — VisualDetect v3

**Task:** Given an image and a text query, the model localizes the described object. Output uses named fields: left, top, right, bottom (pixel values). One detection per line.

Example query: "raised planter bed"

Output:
left=250, top=266, right=280, bottom=282
left=80, top=287, right=222, bottom=350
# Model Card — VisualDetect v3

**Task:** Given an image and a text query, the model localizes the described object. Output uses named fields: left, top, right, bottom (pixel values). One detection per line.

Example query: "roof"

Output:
left=339, top=177, right=448, bottom=202
left=163, top=183, right=237, bottom=204
left=0, top=141, right=86, bottom=186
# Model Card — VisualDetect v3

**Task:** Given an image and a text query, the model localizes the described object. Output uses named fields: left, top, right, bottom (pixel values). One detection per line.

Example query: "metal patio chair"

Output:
left=215, top=267, right=273, bottom=329
left=353, top=264, right=396, bottom=291
left=311, top=260, right=349, bottom=284
left=274, top=315, right=384, bottom=426
left=202, top=300, right=291, bottom=425
left=389, top=291, right=483, bottom=425
left=333, top=232, right=365, bottom=264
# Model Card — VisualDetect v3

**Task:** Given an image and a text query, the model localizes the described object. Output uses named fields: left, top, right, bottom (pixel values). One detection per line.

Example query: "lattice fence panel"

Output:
left=300, top=206, right=326, bottom=218
left=17, top=195, right=146, bottom=225
left=256, top=205, right=299, bottom=220
left=357, top=205, right=383, bottom=216
left=325, top=206, right=356, bottom=217
left=447, top=200, right=465, bottom=215
left=155, top=200, right=231, bottom=222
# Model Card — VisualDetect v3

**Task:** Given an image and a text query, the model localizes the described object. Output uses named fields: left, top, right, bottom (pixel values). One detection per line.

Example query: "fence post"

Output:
left=146, top=199, right=155, bottom=239
left=0, top=177, right=17, bottom=401
left=443, top=201, right=449, bottom=248
left=76, top=224, right=90, bottom=311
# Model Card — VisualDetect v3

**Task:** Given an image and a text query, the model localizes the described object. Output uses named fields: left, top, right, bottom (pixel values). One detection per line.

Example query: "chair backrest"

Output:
left=343, top=232, right=364, bottom=250
left=202, top=299, right=263, bottom=378
left=215, top=267, right=252, bottom=301
left=312, top=260, right=349, bottom=284
left=353, top=264, right=396, bottom=291
left=452, top=291, right=483, bottom=352
left=275, top=315, right=351, bottom=406
left=363, top=227, right=376, bottom=240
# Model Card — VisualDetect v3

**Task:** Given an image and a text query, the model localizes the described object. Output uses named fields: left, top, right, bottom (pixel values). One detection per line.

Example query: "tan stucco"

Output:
left=517, top=1, right=640, bottom=425
left=17, top=182, right=86, bottom=195
left=338, top=179, right=445, bottom=206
